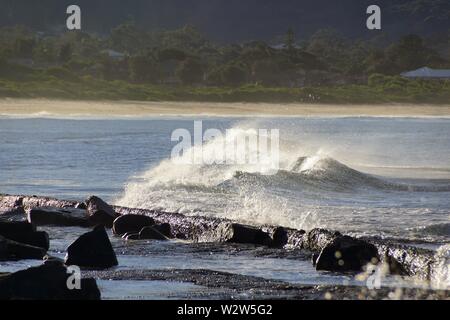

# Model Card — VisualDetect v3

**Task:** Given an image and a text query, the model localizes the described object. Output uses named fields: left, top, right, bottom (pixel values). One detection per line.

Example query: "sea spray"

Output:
left=431, top=244, right=450, bottom=289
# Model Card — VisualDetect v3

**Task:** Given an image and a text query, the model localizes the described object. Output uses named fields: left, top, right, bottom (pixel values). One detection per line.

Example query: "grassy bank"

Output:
left=0, top=70, right=449, bottom=104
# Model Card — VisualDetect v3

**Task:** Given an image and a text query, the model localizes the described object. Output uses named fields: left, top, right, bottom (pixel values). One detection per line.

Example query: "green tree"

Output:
left=157, top=48, right=187, bottom=62
left=110, top=22, right=148, bottom=54
left=59, top=43, right=73, bottom=63
left=33, top=38, right=58, bottom=63
left=129, top=55, right=162, bottom=83
left=14, top=37, right=35, bottom=58
left=306, top=29, right=348, bottom=70
left=158, top=25, right=207, bottom=51
left=251, top=59, right=281, bottom=85
left=176, top=58, right=204, bottom=84
left=208, top=63, right=247, bottom=86
left=386, top=34, right=440, bottom=72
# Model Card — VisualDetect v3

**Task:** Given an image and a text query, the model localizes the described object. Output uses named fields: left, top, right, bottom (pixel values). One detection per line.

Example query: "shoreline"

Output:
left=1, top=98, right=450, bottom=118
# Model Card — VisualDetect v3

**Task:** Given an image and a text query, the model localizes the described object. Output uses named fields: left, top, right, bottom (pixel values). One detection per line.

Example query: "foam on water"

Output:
left=115, top=122, right=450, bottom=242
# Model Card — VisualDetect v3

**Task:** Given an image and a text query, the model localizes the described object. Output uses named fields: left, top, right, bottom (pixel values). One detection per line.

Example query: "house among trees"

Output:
left=401, top=67, right=450, bottom=80
left=102, top=49, right=127, bottom=61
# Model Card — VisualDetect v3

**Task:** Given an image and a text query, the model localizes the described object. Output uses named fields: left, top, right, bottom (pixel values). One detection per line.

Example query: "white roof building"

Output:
left=401, top=67, right=450, bottom=79
left=102, top=49, right=126, bottom=60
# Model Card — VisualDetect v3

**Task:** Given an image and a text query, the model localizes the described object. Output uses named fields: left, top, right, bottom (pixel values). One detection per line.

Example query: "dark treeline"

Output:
left=1, top=23, right=448, bottom=87
left=0, top=0, right=449, bottom=42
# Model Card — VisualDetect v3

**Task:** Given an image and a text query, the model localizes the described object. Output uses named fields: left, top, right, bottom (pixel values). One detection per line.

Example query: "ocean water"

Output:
left=1, top=115, right=449, bottom=295
left=1, top=116, right=449, bottom=244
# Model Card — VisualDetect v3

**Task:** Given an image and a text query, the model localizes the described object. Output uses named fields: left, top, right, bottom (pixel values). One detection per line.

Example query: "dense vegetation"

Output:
left=1, top=0, right=448, bottom=42
left=0, top=24, right=449, bottom=104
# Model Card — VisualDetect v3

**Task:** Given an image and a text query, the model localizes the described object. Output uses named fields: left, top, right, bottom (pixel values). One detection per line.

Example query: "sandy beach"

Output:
left=1, top=98, right=450, bottom=117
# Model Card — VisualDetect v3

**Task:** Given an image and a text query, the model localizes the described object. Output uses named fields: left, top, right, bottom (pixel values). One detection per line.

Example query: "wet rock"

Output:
left=311, top=252, right=320, bottom=266
left=21, top=196, right=80, bottom=209
left=112, top=214, right=155, bottom=236
left=0, top=220, right=49, bottom=250
left=75, top=202, right=87, bottom=210
left=121, top=232, right=135, bottom=239
left=2, top=231, right=49, bottom=251
left=65, top=225, right=118, bottom=269
left=0, top=195, right=23, bottom=209
left=315, top=235, right=379, bottom=272
left=0, top=206, right=25, bottom=217
left=176, top=233, right=187, bottom=240
left=124, top=233, right=140, bottom=240
left=43, top=255, right=65, bottom=266
left=216, top=223, right=273, bottom=246
left=372, top=242, right=434, bottom=280
left=153, top=223, right=172, bottom=238
left=139, top=226, right=168, bottom=240
left=0, top=221, right=35, bottom=234
left=0, top=264, right=100, bottom=300
left=303, top=228, right=341, bottom=252
left=27, top=207, right=90, bottom=227
left=86, top=196, right=119, bottom=228
left=270, top=227, right=289, bottom=248
left=384, top=253, right=409, bottom=276
left=0, top=235, right=47, bottom=261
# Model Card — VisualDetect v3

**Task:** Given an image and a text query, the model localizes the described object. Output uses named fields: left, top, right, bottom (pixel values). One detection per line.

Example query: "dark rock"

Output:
left=217, top=223, right=272, bottom=246
left=0, top=220, right=49, bottom=251
left=271, top=227, right=288, bottom=248
left=139, top=226, right=168, bottom=241
left=315, top=235, right=379, bottom=272
left=153, top=223, right=172, bottom=238
left=0, top=235, right=47, bottom=261
left=175, top=233, right=187, bottom=240
left=0, top=264, right=100, bottom=300
left=0, top=195, right=23, bottom=208
left=371, top=241, right=435, bottom=280
left=43, top=255, right=65, bottom=266
left=21, top=196, right=79, bottom=209
left=112, top=214, right=155, bottom=236
left=86, top=196, right=119, bottom=228
left=124, top=233, right=140, bottom=240
left=75, top=202, right=87, bottom=210
left=0, top=221, right=35, bottom=235
left=2, top=231, right=49, bottom=251
left=65, top=225, right=118, bottom=269
left=0, top=206, right=25, bottom=217
left=384, top=253, right=410, bottom=276
left=28, top=207, right=90, bottom=227
left=304, top=228, right=341, bottom=251
left=121, top=232, right=135, bottom=239
left=311, top=252, right=320, bottom=266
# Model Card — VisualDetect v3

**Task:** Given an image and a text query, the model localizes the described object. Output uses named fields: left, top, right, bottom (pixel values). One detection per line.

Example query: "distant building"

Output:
left=102, top=49, right=126, bottom=60
left=269, top=43, right=302, bottom=50
left=401, top=67, right=450, bottom=80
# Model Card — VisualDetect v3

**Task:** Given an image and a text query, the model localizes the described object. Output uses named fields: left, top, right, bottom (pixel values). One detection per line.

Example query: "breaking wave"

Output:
left=115, top=123, right=450, bottom=238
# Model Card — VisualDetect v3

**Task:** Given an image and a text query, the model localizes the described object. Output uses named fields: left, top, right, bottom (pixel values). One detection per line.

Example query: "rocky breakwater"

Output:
left=0, top=194, right=122, bottom=299
left=112, top=202, right=443, bottom=280
left=0, top=193, right=446, bottom=283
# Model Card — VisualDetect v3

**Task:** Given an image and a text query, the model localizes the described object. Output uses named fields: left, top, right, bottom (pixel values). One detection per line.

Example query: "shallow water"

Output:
left=0, top=226, right=438, bottom=298
left=1, top=116, right=449, bottom=243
